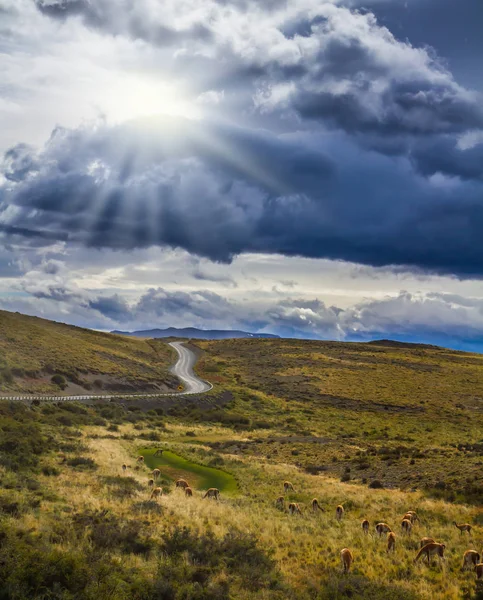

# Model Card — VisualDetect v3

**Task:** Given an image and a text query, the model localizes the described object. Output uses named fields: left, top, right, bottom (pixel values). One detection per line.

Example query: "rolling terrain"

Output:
left=0, top=310, right=177, bottom=395
left=194, top=338, right=483, bottom=505
left=0, top=317, right=482, bottom=599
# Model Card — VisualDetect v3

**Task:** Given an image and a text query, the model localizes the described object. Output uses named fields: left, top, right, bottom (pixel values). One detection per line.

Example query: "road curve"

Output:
left=168, top=341, right=212, bottom=394
left=0, top=340, right=212, bottom=402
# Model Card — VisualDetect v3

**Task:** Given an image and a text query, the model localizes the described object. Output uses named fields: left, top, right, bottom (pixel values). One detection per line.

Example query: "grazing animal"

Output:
left=311, top=498, right=324, bottom=512
left=414, top=543, right=446, bottom=565
left=375, top=523, right=392, bottom=537
left=403, top=511, right=419, bottom=523
left=463, top=550, right=481, bottom=570
left=203, top=488, right=220, bottom=500
left=185, top=487, right=193, bottom=497
left=121, top=464, right=127, bottom=473
left=401, top=518, right=412, bottom=535
left=283, top=481, right=295, bottom=493
left=152, top=468, right=161, bottom=480
left=176, top=479, right=190, bottom=489
left=361, top=519, right=370, bottom=534
left=336, top=505, right=344, bottom=521
left=288, top=502, right=302, bottom=515
left=340, top=548, right=353, bottom=573
left=154, top=448, right=163, bottom=456
left=476, top=563, right=483, bottom=580
left=150, top=487, right=162, bottom=500
left=387, top=532, right=396, bottom=553
left=276, top=496, right=285, bottom=509
left=420, top=537, right=435, bottom=548
left=136, top=456, right=144, bottom=463
left=147, top=479, right=154, bottom=487
left=454, top=522, right=472, bottom=535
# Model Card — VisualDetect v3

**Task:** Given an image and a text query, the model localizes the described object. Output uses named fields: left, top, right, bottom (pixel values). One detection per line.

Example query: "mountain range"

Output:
left=111, top=327, right=280, bottom=340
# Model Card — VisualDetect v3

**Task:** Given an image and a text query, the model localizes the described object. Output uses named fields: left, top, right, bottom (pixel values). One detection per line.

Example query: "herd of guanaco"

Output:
left=125, top=465, right=481, bottom=580
left=123, top=457, right=221, bottom=502
left=279, top=481, right=481, bottom=578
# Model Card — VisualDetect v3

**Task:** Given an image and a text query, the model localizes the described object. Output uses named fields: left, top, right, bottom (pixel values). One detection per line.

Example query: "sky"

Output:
left=1, top=0, right=483, bottom=350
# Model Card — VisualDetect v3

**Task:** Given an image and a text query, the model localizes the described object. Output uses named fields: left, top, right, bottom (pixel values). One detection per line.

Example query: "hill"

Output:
left=194, top=337, right=483, bottom=505
left=0, top=398, right=481, bottom=600
left=0, top=310, right=177, bottom=395
left=111, top=326, right=280, bottom=340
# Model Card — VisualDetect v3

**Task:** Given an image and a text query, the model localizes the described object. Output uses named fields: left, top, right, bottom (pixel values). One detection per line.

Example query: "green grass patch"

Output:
left=141, top=449, right=238, bottom=495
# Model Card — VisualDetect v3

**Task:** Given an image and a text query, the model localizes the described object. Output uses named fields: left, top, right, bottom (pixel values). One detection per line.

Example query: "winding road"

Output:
left=168, top=341, right=212, bottom=394
left=0, top=341, right=212, bottom=402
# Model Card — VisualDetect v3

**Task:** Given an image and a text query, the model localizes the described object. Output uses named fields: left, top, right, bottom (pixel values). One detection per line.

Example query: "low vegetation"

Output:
left=195, top=338, right=483, bottom=505
left=0, top=395, right=481, bottom=600
left=1, top=325, right=483, bottom=599
left=0, top=309, right=176, bottom=394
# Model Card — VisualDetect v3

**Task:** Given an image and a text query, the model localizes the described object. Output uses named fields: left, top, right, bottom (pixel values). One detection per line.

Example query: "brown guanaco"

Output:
left=403, top=511, right=419, bottom=524
left=454, top=522, right=472, bottom=535
left=203, top=487, right=220, bottom=500
left=152, top=468, right=161, bottom=480
left=121, top=463, right=127, bottom=473
left=414, top=542, right=446, bottom=565
left=340, top=548, right=353, bottom=573
left=463, top=550, right=481, bottom=570
left=288, top=502, right=302, bottom=515
left=311, top=498, right=324, bottom=512
left=275, top=496, right=285, bottom=509
left=150, top=487, right=162, bottom=500
left=176, top=478, right=189, bottom=489
left=336, top=505, right=344, bottom=521
left=147, top=478, right=154, bottom=487
left=420, top=537, right=435, bottom=548
left=375, top=522, right=392, bottom=537
left=283, top=481, right=295, bottom=493
left=476, top=563, right=483, bottom=580
left=387, top=532, right=396, bottom=553
left=185, top=486, right=193, bottom=497
left=361, top=519, right=370, bottom=534
left=401, top=518, right=412, bottom=535
left=136, top=456, right=144, bottom=463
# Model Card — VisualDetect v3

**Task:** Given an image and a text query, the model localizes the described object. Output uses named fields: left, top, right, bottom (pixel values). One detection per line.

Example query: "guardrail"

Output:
left=0, top=386, right=213, bottom=403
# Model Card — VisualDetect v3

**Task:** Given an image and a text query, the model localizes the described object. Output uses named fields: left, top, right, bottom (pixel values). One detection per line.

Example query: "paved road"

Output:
left=0, top=341, right=212, bottom=402
left=168, top=341, right=212, bottom=394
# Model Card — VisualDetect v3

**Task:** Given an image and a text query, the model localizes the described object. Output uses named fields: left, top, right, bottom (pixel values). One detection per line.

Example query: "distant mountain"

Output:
left=111, top=327, right=280, bottom=340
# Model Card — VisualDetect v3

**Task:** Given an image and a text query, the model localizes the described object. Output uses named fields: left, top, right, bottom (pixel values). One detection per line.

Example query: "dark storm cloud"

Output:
left=3, top=0, right=483, bottom=279
left=2, top=114, right=483, bottom=277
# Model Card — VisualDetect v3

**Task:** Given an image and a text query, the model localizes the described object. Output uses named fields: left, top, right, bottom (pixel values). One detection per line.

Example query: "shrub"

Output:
left=159, top=526, right=281, bottom=592
left=369, top=480, right=384, bottom=489
left=66, top=456, right=97, bottom=470
left=51, top=374, right=67, bottom=388
left=0, top=417, right=47, bottom=471
left=103, top=476, right=143, bottom=500
left=71, top=509, right=154, bottom=556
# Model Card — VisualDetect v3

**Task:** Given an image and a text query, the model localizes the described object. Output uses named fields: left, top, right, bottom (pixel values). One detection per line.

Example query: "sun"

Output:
left=100, top=74, right=199, bottom=123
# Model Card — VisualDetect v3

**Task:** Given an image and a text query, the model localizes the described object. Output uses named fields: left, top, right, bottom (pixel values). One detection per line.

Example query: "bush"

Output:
left=159, top=526, right=281, bottom=592
left=66, top=456, right=97, bottom=470
left=71, top=509, right=154, bottom=556
left=103, top=476, right=143, bottom=500
left=0, top=416, right=47, bottom=471
left=51, top=374, right=67, bottom=388
left=369, top=480, right=384, bottom=489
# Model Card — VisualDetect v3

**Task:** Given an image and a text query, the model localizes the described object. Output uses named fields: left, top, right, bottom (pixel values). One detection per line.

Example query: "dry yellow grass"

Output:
left=21, top=419, right=479, bottom=600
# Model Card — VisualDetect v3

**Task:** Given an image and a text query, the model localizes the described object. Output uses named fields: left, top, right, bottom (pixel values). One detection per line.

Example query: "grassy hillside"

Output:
left=0, top=310, right=177, bottom=394
left=1, top=331, right=483, bottom=598
left=0, top=400, right=481, bottom=600
left=193, top=338, right=483, bottom=504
